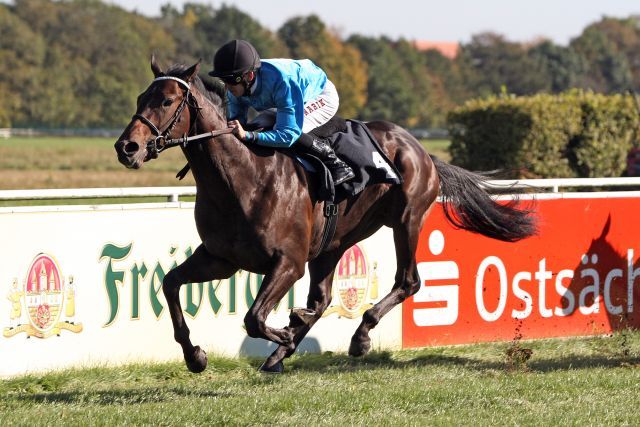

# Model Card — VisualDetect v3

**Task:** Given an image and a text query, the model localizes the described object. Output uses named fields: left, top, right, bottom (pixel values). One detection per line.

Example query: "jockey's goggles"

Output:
left=219, top=73, right=244, bottom=85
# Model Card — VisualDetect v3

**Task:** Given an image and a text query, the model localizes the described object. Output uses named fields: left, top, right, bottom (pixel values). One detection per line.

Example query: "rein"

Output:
left=156, top=127, right=235, bottom=151
left=133, top=76, right=233, bottom=157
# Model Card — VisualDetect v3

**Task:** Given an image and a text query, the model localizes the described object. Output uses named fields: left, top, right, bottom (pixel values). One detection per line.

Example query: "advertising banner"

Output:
left=5, top=191, right=639, bottom=375
left=0, top=203, right=400, bottom=377
left=403, top=194, right=640, bottom=348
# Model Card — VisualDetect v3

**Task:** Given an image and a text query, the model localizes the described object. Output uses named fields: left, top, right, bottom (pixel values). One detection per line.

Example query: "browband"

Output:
left=153, top=76, right=191, bottom=90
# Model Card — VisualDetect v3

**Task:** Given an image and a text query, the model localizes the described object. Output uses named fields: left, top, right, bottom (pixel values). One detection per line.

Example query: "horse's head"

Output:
left=115, top=56, right=200, bottom=169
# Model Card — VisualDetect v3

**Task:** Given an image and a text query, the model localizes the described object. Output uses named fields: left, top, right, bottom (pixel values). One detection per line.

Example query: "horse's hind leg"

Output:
left=162, top=244, right=236, bottom=373
left=349, top=209, right=428, bottom=357
left=260, top=252, right=339, bottom=373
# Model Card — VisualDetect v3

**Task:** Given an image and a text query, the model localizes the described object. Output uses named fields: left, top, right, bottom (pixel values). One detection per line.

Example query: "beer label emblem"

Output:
left=3, top=253, right=83, bottom=339
left=324, top=245, right=379, bottom=319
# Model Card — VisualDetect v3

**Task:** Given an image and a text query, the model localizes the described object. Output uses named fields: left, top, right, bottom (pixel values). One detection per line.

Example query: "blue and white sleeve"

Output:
left=254, top=81, right=303, bottom=148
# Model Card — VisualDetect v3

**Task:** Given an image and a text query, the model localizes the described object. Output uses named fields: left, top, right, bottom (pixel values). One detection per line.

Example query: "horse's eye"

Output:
left=162, top=98, right=174, bottom=107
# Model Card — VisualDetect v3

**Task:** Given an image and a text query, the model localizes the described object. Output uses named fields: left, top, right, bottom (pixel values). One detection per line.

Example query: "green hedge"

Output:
left=447, top=90, right=639, bottom=178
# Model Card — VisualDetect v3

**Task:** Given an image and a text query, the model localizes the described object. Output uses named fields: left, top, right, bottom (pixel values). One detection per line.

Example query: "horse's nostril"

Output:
left=124, top=141, right=139, bottom=155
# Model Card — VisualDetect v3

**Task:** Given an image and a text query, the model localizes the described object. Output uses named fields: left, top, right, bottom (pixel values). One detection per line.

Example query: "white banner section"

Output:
left=0, top=203, right=400, bottom=377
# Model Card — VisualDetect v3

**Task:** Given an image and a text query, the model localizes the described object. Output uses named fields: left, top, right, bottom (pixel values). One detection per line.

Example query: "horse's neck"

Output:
left=186, top=91, right=252, bottom=201
left=191, top=90, right=228, bottom=139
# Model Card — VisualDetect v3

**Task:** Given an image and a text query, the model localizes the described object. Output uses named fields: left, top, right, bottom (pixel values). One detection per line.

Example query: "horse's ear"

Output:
left=150, top=53, right=163, bottom=77
left=599, top=215, right=612, bottom=239
left=182, top=60, right=201, bottom=83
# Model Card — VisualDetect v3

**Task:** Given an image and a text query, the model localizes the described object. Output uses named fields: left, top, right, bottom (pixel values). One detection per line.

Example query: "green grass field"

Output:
left=0, top=136, right=450, bottom=191
left=1, top=332, right=639, bottom=425
left=0, top=136, right=196, bottom=191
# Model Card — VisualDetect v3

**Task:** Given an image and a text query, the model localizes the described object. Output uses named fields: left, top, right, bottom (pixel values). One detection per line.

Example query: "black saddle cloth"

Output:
left=305, top=119, right=403, bottom=202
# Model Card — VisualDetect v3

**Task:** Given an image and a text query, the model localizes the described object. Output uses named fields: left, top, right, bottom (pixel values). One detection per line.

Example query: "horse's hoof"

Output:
left=348, top=337, right=371, bottom=357
left=185, top=346, right=208, bottom=373
left=259, top=360, right=284, bottom=374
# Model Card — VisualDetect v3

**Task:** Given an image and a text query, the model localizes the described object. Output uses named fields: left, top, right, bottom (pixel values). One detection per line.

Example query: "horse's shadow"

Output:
left=239, top=335, right=322, bottom=357
left=528, top=354, right=640, bottom=372
left=249, top=350, right=502, bottom=373
left=272, top=349, right=640, bottom=374
left=10, top=387, right=230, bottom=405
left=564, top=215, right=640, bottom=331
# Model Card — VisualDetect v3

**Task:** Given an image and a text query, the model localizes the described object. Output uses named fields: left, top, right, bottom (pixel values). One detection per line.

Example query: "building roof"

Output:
left=412, top=40, right=460, bottom=59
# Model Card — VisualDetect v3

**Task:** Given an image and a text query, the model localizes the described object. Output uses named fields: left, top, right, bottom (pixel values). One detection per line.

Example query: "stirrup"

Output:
left=332, top=167, right=355, bottom=185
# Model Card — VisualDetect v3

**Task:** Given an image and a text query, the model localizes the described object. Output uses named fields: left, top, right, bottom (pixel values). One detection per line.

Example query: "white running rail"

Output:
left=488, top=177, right=640, bottom=193
left=0, top=186, right=197, bottom=202
left=1, top=177, right=640, bottom=202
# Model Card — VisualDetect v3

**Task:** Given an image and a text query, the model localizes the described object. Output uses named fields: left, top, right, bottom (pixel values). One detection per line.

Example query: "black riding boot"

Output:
left=296, top=133, right=355, bottom=185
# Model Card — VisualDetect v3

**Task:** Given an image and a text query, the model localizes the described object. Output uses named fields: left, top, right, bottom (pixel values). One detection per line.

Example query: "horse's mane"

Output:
left=165, top=64, right=227, bottom=116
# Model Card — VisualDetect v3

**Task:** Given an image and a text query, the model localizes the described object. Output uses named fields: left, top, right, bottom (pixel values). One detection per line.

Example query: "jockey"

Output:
left=209, top=39, right=355, bottom=185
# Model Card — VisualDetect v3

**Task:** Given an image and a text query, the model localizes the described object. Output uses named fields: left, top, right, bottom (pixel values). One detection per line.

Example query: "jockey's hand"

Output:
left=227, top=120, right=247, bottom=141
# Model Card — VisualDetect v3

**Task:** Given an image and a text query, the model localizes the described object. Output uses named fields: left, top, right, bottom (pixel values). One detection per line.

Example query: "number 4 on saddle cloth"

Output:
left=298, top=116, right=404, bottom=204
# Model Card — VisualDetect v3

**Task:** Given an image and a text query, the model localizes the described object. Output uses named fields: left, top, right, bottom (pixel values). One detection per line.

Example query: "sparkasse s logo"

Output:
left=413, top=230, right=459, bottom=327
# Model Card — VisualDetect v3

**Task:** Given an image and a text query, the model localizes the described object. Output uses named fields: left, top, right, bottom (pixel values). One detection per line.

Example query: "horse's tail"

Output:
left=430, top=155, right=537, bottom=242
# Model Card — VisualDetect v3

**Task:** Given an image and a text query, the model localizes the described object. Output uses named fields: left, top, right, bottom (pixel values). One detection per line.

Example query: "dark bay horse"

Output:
left=114, top=58, right=537, bottom=373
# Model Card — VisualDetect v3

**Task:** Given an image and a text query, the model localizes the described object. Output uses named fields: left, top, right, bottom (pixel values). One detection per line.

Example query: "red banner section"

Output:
left=402, top=195, right=640, bottom=348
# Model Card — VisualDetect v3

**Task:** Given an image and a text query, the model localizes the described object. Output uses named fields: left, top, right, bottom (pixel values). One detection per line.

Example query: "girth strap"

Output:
left=313, top=201, right=339, bottom=259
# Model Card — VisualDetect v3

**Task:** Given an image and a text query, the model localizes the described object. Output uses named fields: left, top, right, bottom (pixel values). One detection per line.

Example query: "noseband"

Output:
left=133, top=76, right=234, bottom=157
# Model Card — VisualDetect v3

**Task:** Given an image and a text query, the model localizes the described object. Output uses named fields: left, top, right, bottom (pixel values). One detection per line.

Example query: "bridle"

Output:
left=133, top=76, right=233, bottom=158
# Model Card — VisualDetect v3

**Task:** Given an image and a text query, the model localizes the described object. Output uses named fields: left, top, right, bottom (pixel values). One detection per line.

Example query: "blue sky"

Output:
left=105, top=0, right=640, bottom=45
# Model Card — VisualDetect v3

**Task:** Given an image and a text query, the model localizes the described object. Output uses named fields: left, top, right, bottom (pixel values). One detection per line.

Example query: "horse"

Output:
left=114, top=57, right=537, bottom=373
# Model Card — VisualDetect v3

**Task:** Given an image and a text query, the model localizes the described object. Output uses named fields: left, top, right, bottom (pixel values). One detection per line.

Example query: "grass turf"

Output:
left=1, top=331, right=638, bottom=425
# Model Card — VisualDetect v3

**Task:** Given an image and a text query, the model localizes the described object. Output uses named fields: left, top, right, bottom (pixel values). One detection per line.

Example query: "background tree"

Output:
left=348, top=36, right=418, bottom=126
left=189, top=4, right=288, bottom=62
left=394, top=39, right=447, bottom=127
left=528, top=40, right=588, bottom=93
left=605, top=16, right=640, bottom=90
left=0, top=3, right=45, bottom=126
left=278, top=15, right=367, bottom=118
left=424, top=49, right=470, bottom=107
left=12, top=0, right=177, bottom=127
left=158, top=3, right=204, bottom=65
left=570, top=21, right=634, bottom=93
left=459, top=32, right=549, bottom=97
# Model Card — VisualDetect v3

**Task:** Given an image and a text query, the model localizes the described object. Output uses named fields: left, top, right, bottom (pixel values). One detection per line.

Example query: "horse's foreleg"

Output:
left=162, top=244, right=236, bottom=373
left=244, top=256, right=305, bottom=353
left=260, top=253, right=338, bottom=373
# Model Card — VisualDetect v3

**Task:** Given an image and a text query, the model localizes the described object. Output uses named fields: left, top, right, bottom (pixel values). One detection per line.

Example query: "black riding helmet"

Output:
left=208, top=39, right=261, bottom=84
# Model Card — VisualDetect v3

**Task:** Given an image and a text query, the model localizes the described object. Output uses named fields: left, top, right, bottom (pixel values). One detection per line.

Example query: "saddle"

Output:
left=305, top=117, right=403, bottom=203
